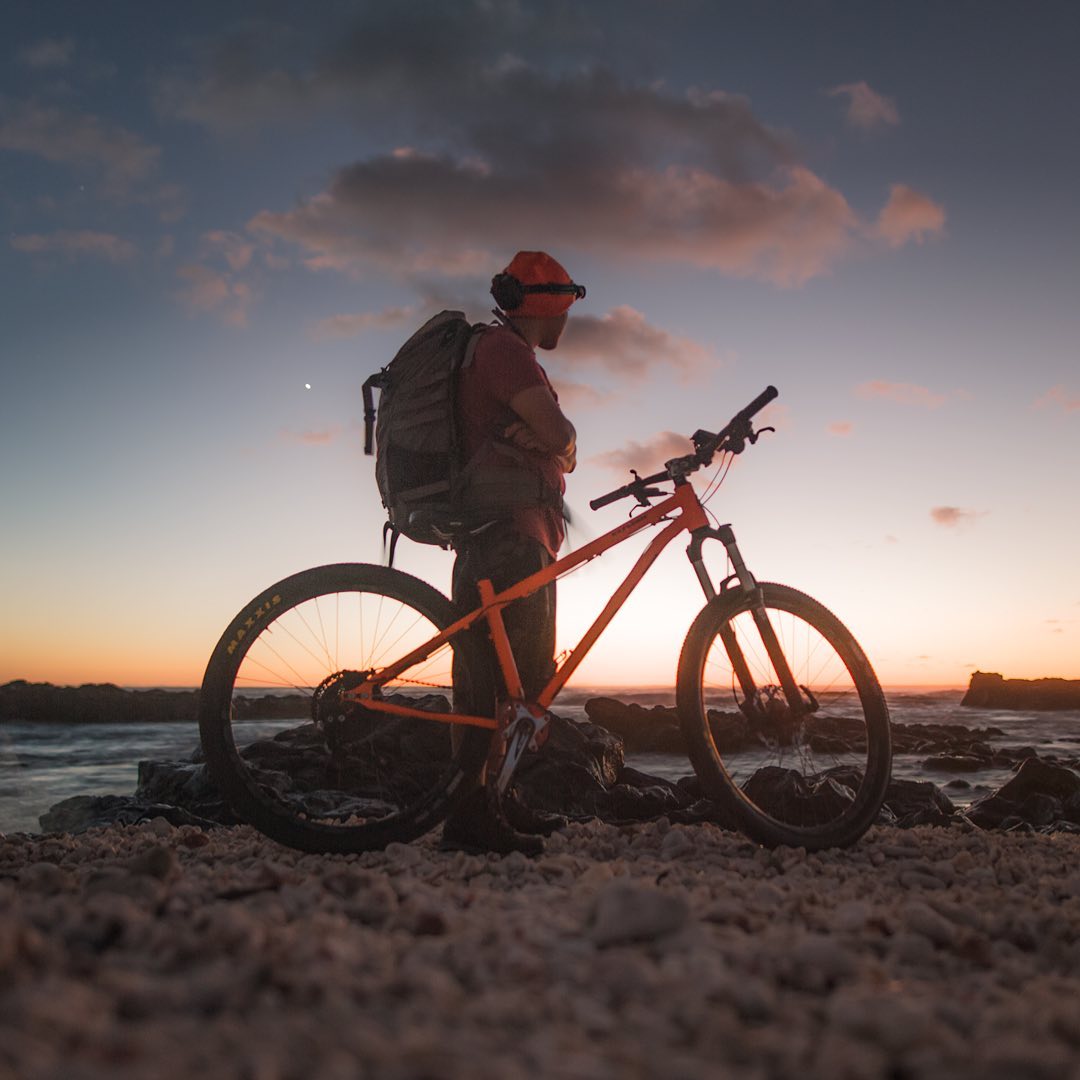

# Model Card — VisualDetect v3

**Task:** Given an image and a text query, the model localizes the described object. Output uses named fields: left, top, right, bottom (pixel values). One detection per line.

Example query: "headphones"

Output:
left=490, top=272, right=587, bottom=312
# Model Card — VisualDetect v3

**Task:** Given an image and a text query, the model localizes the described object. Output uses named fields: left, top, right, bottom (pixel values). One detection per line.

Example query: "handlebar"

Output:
left=589, top=385, right=778, bottom=511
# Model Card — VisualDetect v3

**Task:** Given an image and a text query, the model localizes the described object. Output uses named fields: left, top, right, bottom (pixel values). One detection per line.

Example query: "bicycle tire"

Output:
left=677, top=583, right=891, bottom=850
left=199, top=563, right=495, bottom=854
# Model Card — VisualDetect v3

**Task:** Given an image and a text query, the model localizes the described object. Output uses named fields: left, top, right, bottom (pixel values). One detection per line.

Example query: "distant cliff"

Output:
left=0, top=681, right=200, bottom=723
left=0, top=680, right=316, bottom=724
left=961, top=671, right=1080, bottom=711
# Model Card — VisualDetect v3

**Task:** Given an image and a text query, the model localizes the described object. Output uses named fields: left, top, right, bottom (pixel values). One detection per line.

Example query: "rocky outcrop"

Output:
left=0, top=680, right=317, bottom=724
left=963, top=758, right=1080, bottom=831
left=34, top=692, right=1080, bottom=840
left=1, top=680, right=200, bottom=724
left=961, top=671, right=1080, bottom=711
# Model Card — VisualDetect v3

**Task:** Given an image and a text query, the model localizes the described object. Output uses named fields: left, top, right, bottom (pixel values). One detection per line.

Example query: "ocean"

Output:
left=2, top=688, right=1079, bottom=836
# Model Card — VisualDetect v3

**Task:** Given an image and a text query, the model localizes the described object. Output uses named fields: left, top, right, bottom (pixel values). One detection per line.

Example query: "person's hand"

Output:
left=502, top=420, right=548, bottom=453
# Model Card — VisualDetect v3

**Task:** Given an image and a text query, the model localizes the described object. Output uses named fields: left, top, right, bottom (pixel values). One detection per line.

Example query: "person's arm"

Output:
left=505, top=385, right=577, bottom=473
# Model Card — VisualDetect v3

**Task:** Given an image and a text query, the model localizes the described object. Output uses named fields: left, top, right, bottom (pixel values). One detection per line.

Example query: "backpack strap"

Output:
left=362, top=370, right=387, bottom=456
left=382, top=520, right=402, bottom=568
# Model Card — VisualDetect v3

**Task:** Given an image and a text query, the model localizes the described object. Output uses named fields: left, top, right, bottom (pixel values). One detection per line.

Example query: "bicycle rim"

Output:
left=199, top=564, right=493, bottom=853
left=678, top=583, right=891, bottom=849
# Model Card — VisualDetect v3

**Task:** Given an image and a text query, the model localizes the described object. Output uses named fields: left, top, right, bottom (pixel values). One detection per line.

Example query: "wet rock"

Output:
left=879, top=779, right=957, bottom=828
left=514, top=716, right=624, bottom=816
left=964, top=758, right=1080, bottom=830
left=135, top=760, right=235, bottom=824
left=595, top=767, right=692, bottom=823
left=583, top=697, right=686, bottom=752
left=38, top=795, right=219, bottom=834
left=740, top=765, right=856, bottom=826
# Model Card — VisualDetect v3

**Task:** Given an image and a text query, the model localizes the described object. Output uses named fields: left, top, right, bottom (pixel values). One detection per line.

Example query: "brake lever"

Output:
left=747, top=425, right=775, bottom=445
left=628, top=470, right=665, bottom=506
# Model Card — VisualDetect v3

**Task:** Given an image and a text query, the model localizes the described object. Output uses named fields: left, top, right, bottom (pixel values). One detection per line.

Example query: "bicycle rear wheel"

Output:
left=677, top=583, right=891, bottom=849
left=199, top=563, right=495, bottom=853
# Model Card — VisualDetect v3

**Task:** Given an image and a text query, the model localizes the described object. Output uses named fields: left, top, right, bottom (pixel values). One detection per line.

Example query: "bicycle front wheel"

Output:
left=677, top=583, right=891, bottom=850
left=199, top=563, right=495, bottom=853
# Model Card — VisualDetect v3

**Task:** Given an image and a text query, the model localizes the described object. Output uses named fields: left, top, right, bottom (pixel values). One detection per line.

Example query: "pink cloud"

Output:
left=549, top=378, right=610, bottom=409
left=248, top=160, right=858, bottom=288
left=175, top=264, right=255, bottom=327
left=872, top=184, right=946, bottom=248
left=308, top=306, right=416, bottom=342
left=930, top=506, right=984, bottom=528
left=201, top=230, right=255, bottom=271
left=0, top=98, right=160, bottom=197
left=591, top=431, right=694, bottom=475
left=281, top=427, right=341, bottom=446
left=826, top=82, right=900, bottom=129
left=556, top=306, right=713, bottom=383
left=827, top=421, right=853, bottom=436
left=1034, top=386, right=1080, bottom=413
left=10, top=229, right=137, bottom=262
left=856, top=381, right=946, bottom=408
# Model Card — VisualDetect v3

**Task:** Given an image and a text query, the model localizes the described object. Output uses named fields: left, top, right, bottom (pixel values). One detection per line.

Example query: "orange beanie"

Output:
left=494, top=251, right=583, bottom=318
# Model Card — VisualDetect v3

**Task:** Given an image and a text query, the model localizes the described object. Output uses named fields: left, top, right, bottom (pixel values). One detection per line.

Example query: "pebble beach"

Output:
left=4, top=818, right=1080, bottom=1079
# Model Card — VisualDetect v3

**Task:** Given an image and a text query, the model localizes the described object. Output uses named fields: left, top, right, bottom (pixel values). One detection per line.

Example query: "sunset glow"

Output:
left=3, top=3, right=1078, bottom=691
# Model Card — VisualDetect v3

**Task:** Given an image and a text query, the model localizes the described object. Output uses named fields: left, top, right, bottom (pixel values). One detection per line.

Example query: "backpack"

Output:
left=362, top=311, right=561, bottom=558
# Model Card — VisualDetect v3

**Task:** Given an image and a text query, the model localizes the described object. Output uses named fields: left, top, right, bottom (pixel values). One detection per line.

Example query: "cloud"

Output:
left=175, top=264, right=254, bottom=327
left=281, top=427, right=341, bottom=446
left=10, top=230, right=137, bottom=262
left=826, top=82, right=900, bottom=129
left=165, top=11, right=939, bottom=288
left=856, top=381, right=946, bottom=408
left=549, top=378, right=610, bottom=409
left=0, top=97, right=160, bottom=197
left=555, top=306, right=713, bottom=382
left=872, top=184, right=946, bottom=248
left=250, top=155, right=859, bottom=288
left=591, top=431, right=694, bottom=475
left=827, top=421, right=853, bottom=436
left=201, top=230, right=254, bottom=271
left=1034, top=386, right=1080, bottom=413
left=18, top=38, right=76, bottom=69
left=930, top=506, right=983, bottom=528
left=308, top=306, right=416, bottom=342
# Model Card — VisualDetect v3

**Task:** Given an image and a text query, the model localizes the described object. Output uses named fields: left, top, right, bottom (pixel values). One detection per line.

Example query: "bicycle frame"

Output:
left=342, top=479, right=763, bottom=730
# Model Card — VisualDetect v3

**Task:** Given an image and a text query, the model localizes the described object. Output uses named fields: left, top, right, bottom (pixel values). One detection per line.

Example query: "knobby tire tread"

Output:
left=677, top=582, right=891, bottom=850
left=198, top=563, right=494, bottom=854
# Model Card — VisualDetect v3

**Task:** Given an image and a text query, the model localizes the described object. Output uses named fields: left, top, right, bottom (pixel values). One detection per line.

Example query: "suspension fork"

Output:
left=687, top=526, right=805, bottom=715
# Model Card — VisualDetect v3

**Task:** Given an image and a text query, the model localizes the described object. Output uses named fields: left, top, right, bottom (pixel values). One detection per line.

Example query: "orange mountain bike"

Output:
left=199, top=386, right=892, bottom=854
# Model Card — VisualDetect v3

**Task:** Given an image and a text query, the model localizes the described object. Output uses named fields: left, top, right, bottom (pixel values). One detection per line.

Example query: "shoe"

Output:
left=504, top=794, right=568, bottom=837
left=439, top=788, right=544, bottom=857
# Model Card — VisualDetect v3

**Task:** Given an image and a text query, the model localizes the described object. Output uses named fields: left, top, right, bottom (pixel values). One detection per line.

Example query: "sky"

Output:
left=2, top=0, right=1079, bottom=689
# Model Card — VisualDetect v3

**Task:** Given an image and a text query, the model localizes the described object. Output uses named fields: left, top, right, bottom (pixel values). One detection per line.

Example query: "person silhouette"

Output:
left=441, top=251, right=585, bottom=854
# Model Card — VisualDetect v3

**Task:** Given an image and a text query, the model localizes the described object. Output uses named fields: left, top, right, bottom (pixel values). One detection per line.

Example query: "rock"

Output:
left=514, top=715, right=624, bottom=816
left=964, top=758, right=1080, bottom=830
left=739, top=765, right=857, bottom=826
left=135, top=760, right=235, bottom=824
left=38, top=795, right=219, bottom=834
left=879, top=779, right=957, bottom=828
left=588, top=879, right=689, bottom=946
left=0, top=680, right=203, bottom=724
left=961, top=671, right=1080, bottom=711
left=583, top=697, right=686, bottom=752
left=595, top=767, right=693, bottom=823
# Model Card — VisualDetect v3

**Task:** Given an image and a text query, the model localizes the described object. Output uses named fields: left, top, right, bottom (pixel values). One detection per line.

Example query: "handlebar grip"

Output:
left=589, top=488, right=627, bottom=511
left=739, top=385, right=778, bottom=420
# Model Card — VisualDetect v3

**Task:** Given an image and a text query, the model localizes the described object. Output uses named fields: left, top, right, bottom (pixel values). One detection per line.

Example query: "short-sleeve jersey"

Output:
left=456, top=323, right=567, bottom=557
